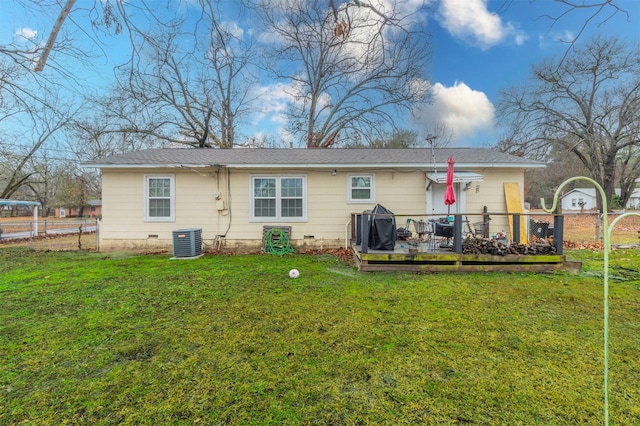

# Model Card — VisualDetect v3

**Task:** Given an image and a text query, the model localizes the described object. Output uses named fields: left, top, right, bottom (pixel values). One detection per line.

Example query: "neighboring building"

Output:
left=55, top=200, right=102, bottom=218
left=83, top=148, right=545, bottom=252
left=560, top=188, right=640, bottom=211
left=627, top=189, right=640, bottom=209
left=560, top=188, right=597, bottom=211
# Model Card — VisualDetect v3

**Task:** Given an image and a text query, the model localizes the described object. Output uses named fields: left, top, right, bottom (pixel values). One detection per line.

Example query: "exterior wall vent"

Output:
left=172, top=228, right=203, bottom=258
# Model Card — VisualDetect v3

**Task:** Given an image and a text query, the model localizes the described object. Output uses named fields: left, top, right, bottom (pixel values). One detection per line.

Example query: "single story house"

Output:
left=55, top=200, right=102, bottom=218
left=83, top=148, right=545, bottom=252
left=560, top=188, right=597, bottom=211
left=560, top=188, right=640, bottom=211
left=628, top=190, right=640, bottom=209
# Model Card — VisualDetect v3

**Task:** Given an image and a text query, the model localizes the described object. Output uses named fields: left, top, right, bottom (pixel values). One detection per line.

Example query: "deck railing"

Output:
left=352, top=211, right=564, bottom=254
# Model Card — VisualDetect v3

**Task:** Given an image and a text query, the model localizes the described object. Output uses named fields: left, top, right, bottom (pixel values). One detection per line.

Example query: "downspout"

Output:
left=345, top=219, right=351, bottom=249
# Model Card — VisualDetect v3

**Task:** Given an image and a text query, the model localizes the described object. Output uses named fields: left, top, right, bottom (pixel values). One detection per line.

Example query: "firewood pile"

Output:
left=461, top=237, right=557, bottom=256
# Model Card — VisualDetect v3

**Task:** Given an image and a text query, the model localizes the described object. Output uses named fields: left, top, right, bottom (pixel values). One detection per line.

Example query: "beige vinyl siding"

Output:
left=101, top=169, right=218, bottom=249
left=370, top=171, right=425, bottom=214
left=464, top=169, right=524, bottom=235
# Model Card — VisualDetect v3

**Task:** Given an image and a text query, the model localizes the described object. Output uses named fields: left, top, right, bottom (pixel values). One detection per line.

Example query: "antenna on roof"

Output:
left=426, top=135, right=437, bottom=178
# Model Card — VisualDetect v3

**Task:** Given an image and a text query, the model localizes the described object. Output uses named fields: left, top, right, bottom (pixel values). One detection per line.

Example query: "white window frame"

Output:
left=250, top=175, right=307, bottom=222
left=348, top=173, right=375, bottom=204
left=144, top=174, right=175, bottom=222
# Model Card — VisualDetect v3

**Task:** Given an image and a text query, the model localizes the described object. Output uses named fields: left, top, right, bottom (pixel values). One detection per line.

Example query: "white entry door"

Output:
left=427, top=183, right=464, bottom=216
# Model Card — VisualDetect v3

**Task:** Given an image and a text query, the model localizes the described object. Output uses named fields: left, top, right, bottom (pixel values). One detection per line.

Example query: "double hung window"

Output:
left=144, top=175, right=175, bottom=222
left=251, top=176, right=306, bottom=221
left=348, top=174, right=374, bottom=203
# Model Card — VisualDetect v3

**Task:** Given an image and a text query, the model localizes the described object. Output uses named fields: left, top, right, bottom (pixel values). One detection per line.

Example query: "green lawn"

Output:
left=1, top=248, right=639, bottom=425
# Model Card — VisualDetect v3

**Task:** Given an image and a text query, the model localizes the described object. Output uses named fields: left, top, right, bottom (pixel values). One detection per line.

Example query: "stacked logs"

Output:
left=461, top=237, right=557, bottom=256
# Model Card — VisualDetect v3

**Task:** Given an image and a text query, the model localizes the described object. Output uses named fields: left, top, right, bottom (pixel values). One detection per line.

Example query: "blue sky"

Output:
left=1, top=0, right=639, bottom=149
left=421, top=0, right=639, bottom=146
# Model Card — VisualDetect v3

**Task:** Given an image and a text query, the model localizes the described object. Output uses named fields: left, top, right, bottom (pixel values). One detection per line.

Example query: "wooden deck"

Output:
left=352, top=244, right=581, bottom=273
left=351, top=211, right=579, bottom=272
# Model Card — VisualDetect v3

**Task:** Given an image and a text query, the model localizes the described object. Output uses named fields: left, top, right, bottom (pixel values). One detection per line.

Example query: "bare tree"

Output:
left=0, top=1, right=101, bottom=202
left=21, top=154, right=67, bottom=217
left=341, top=129, right=418, bottom=148
left=496, top=36, right=640, bottom=210
left=522, top=144, right=591, bottom=209
left=51, top=163, right=99, bottom=217
left=66, top=115, right=159, bottom=162
left=106, top=1, right=258, bottom=148
left=34, top=0, right=78, bottom=72
left=533, top=0, right=632, bottom=67
left=419, top=121, right=453, bottom=148
left=0, top=91, right=75, bottom=198
left=256, top=0, right=431, bottom=148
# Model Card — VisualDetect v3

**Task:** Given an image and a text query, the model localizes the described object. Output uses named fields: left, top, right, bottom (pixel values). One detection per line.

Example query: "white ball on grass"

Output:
left=289, top=269, right=300, bottom=279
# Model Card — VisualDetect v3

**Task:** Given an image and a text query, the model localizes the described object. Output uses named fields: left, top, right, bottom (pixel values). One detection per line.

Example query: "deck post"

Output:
left=513, top=214, right=520, bottom=243
left=554, top=215, right=564, bottom=254
left=360, top=212, right=369, bottom=254
left=453, top=214, right=462, bottom=253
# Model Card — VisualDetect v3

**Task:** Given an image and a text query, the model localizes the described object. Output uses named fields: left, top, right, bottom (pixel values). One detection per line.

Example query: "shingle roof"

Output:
left=84, top=147, right=545, bottom=169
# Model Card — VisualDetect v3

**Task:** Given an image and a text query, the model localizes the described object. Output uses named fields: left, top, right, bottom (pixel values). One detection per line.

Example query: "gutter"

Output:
left=82, top=162, right=547, bottom=170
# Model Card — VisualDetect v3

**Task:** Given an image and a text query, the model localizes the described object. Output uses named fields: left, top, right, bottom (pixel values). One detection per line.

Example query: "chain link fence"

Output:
left=0, top=218, right=99, bottom=251
left=529, top=211, right=640, bottom=247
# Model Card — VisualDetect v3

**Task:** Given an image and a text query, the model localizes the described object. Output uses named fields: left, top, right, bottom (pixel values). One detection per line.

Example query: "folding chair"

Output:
left=411, top=219, right=428, bottom=240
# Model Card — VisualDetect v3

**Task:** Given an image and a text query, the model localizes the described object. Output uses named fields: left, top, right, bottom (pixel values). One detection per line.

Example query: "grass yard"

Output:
left=1, top=248, right=639, bottom=425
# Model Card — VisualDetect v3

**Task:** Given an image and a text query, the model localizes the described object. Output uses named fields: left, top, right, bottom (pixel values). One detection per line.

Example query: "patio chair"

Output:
left=465, top=216, right=489, bottom=238
left=411, top=219, right=430, bottom=240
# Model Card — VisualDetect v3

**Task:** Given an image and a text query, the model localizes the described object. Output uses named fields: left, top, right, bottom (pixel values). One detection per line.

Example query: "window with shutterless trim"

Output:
left=144, top=174, right=175, bottom=222
left=250, top=175, right=307, bottom=222
left=348, top=173, right=375, bottom=203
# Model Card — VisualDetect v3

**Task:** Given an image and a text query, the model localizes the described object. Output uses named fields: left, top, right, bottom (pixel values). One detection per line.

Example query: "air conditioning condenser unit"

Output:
left=172, top=228, right=203, bottom=258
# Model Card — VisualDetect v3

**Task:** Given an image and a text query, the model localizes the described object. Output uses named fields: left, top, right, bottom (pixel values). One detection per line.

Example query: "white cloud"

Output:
left=250, top=78, right=340, bottom=147
left=417, top=81, right=494, bottom=144
left=15, top=27, right=38, bottom=40
left=437, top=0, right=527, bottom=50
left=538, top=30, right=576, bottom=50
left=338, top=0, right=428, bottom=59
left=252, top=82, right=295, bottom=125
left=220, top=21, right=244, bottom=39
left=243, top=82, right=297, bottom=146
left=254, top=74, right=339, bottom=125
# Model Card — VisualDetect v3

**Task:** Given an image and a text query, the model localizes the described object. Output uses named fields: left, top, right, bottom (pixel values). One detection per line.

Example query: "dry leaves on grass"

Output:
left=563, top=241, right=603, bottom=250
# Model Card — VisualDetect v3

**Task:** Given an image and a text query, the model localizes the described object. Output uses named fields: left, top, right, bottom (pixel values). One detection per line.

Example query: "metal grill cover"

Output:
left=368, top=204, right=397, bottom=250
